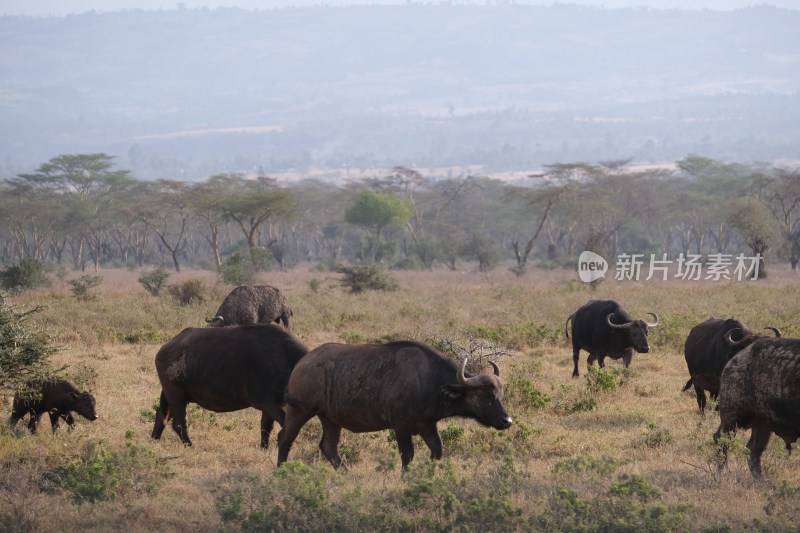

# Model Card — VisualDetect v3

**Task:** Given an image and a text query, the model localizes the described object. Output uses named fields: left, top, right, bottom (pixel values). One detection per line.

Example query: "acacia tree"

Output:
left=12, top=153, right=134, bottom=271
left=753, top=167, right=800, bottom=269
left=134, top=180, right=192, bottom=272
left=727, top=196, right=776, bottom=278
left=214, top=174, right=295, bottom=268
left=506, top=181, right=571, bottom=274
left=344, top=189, right=413, bottom=263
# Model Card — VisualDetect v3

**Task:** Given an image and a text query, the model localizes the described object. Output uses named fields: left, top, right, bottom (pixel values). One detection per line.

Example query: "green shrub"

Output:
left=39, top=439, right=166, bottom=503
left=586, top=366, right=618, bottom=393
left=456, top=497, right=531, bottom=532
left=609, top=474, right=662, bottom=501
left=138, top=268, right=171, bottom=296
left=168, top=279, right=206, bottom=306
left=68, top=275, right=103, bottom=301
left=337, top=264, right=399, bottom=293
left=568, top=397, right=597, bottom=413
left=221, top=252, right=256, bottom=286
left=0, top=258, right=51, bottom=292
left=0, top=294, right=53, bottom=392
left=639, top=422, right=673, bottom=448
left=439, top=423, right=465, bottom=449
left=510, top=378, right=552, bottom=410
left=553, top=455, right=625, bottom=477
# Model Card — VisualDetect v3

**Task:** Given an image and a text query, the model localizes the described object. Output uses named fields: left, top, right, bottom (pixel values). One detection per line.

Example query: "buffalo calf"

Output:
left=8, top=378, right=98, bottom=433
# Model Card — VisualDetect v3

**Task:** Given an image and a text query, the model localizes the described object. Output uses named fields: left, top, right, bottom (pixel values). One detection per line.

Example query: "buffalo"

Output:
left=8, top=377, right=98, bottom=433
left=682, top=318, right=781, bottom=412
left=714, top=337, right=800, bottom=478
left=151, top=324, right=308, bottom=448
left=566, top=299, right=658, bottom=378
left=206, top=285, right=293, bottom=330
left=276, top=341, right=513, bottom=471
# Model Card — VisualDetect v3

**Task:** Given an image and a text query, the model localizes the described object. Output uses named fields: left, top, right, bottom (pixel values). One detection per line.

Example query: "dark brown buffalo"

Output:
left=276, top=341, right=513, bottom=471
left=682, top=318, right=781, bottom=412
left=566, top=299, right=658, bottom=378
left=8, top=378, right=98, bottom=433
left=206, top=285, right=293, bottom=329
left=151, top=324, right=308, bottom=448
left=714, top=337, right=800, bottom=478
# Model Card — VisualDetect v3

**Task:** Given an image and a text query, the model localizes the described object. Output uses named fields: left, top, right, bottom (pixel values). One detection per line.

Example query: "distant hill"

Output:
left=1, top=4, right=799, bottom=180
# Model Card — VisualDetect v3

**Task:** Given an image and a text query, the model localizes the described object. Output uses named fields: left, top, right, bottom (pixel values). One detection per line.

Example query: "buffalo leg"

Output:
left=572, top=346, right=581, bottom=378
left=151, top=391, right=169, bottom=440
left=162, top=389, right=191, bottom=446
left=419, top=424, right=443, bottom=460
left=8, top=398, right=26, bottom=428
left=622, top=352, right=632, bottom=368
left=318, top=415, right=343, bottom=468
left=277, top=404, right=314, bottom=467
left=747, top=427, right=772, bottom=478
left=170, top=402, right=191, bottom=446
left=49, top=411, right=62, bottom=432
left=693, top=384, right=707, bottom=413
left=254, top=401, right=285, bottom=449
left=713, top=423, right=736, bottom=471
left=596, top=354, right=606, bottom=368
left=28, top=412, right=43, bottom=434
left=395, top=428, right=415, bottom=471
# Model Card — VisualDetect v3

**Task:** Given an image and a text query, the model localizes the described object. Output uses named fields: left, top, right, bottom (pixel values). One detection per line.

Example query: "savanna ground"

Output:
left=3, top=264, right=800, bottom=532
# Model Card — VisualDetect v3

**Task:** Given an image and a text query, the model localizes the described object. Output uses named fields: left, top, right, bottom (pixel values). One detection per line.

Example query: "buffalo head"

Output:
left=71, top=391, right=99, bottom=421
left=607, top=312, right=659, bottom=353
left=442, top=358, right=512, bottom=430
left=724, top=326, right=782, bottom=348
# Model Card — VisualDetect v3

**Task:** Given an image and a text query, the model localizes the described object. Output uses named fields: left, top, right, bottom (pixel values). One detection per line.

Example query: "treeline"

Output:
left=1, top=153, right=799, bottom=278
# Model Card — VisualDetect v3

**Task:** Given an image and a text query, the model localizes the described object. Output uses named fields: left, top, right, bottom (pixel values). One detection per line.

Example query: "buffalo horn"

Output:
left=646, top=313, right=659, bottom=327
left=606, top=313, right=632, bottom=329
left=724, top=328, right=746, bottom=347
left=458, top=357, right=469, bottom=386
left=489, top=360, right=501, bottom=377
left=764, top=326, right=782, bottom=338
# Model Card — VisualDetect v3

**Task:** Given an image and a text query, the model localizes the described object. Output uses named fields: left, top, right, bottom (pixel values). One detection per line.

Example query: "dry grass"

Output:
left=3, top=264, right=800, bottom=531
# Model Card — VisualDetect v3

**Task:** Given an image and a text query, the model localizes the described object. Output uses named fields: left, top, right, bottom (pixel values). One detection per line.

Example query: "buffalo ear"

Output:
left=441, top=384, right=465, bottom=399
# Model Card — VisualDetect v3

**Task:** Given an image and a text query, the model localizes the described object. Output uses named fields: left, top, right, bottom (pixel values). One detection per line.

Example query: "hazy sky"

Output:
left=2, top=0, right=798, bottom=17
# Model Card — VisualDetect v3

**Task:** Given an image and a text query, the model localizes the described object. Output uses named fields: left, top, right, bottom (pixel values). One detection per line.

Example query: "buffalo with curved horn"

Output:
left=277, top=340, right=512, bottom=472
left=682, top=318, right=781, bottom=413
left=566, top=299, right=659, bottom=378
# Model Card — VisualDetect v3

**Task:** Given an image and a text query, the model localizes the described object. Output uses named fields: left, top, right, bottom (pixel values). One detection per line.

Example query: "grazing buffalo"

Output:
left=151, top=324, right=308, bottom=448
left=566, top=299, right=659, bottom=377
left=714, top=337, right=800, bottom=478
left=206, top=285, right=293, bottom=330
left=8, top=378, right=98, bottom=433
left=682, top=318, right=781, bottom=412
left=276, top=341, right=513, bottom=471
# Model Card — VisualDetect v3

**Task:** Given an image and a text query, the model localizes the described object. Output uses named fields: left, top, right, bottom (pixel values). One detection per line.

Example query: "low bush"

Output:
left=0, top=258, right=51, bottom=292
left=168, top=279, right=206, bottom=306
left=337, top=264, right=398, bottom=293
left=39, top=438, right=166, bottom=503
left=68, top=275, right=103, bottom=301
left=138, top=268, right=171, bottom=296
